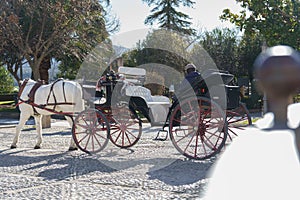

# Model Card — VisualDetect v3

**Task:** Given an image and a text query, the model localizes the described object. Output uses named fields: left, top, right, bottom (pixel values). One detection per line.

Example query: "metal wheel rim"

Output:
left=72, top=108, right=110, bottom=154
left=169, top=97, right=227, bottom=160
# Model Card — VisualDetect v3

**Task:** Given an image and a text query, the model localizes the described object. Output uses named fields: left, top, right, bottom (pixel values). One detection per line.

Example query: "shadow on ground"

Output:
left=0, top=148, right=214, bottom=186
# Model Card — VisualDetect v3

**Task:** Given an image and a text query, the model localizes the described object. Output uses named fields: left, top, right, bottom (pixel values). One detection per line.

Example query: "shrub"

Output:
left=242, top=81, right=263, bottom=110
left=0, top=67, right=14, bottom=94
left=144, top=72, right=165, bottom=95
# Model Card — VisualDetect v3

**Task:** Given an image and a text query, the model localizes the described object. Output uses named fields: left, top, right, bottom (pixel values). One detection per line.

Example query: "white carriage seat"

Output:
left=125, top=85, right=153, bottom=102
left=125, top=86, right=170, bottom=103
left=118, top=66, right=146, bottom=84
left=125, top=85, right=170, bottom=124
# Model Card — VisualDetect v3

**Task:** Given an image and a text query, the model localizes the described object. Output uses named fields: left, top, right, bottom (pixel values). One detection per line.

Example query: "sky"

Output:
left=110, top=0, right=242, bottom=33
left=109, top=0, right=242, bottom=48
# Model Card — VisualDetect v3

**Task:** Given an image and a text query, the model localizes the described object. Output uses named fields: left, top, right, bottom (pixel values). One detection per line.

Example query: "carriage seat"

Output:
left=118, top=66, right=146, bottom=85
left=125, top=86, right=169, bottom=104
left=125, top=85, right=170, bottom=124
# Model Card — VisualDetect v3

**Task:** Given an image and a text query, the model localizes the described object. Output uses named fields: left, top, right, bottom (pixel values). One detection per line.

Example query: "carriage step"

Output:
left=154, top=129, right=168, bottom=141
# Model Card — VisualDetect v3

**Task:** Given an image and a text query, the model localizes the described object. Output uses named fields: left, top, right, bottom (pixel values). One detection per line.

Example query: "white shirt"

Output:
left=205, top=126, right=300, bottom=200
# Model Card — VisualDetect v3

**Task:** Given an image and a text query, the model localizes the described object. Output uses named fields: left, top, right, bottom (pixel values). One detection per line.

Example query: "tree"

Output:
left=198, top=28, right=240, bottom=75
left=56, top=55, right=82, bottom=80
left=221, top=0, right=300, bottom=49
left=237, top=32, right=264, bottom=80
left=122, top=29, right=191, bottom=92
left=124, top=29, right=190, bottom=72
left=0, top=0, right=114, bottom=83
left=57, top=2, right=119, bottom=80
left=142, top=0, right=196, bottom=35
left=0, top=67, right=14, bottom=94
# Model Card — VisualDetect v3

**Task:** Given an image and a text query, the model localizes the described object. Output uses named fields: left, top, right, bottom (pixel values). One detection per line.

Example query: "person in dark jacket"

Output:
left=178, top=63, right=203, bottom=94
left=184, top=63, right=201, bottom=84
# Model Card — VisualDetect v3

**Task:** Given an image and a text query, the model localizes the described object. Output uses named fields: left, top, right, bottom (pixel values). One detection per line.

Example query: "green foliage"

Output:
left=199, top=28, right=241, bottom=74
left=125, top=29, right=188, bottom=72
left=57, top=55, right=81, bottom=80
left=221, top=0, right=300, bottom=49
left=0, top=0, right=115, bottom=81
left=122, top=49, right=139, bottom=67
left=195, top=28, right=266, bottom=81
left=237, top=32, right=264, bottom=80
left=242, top=80, right=263, bottom=109
left=124, top=29, right=190, bottom=72
left=122, top=29, right=191, bottom=90
left=0, top=67, right=14, bottom=94
left=142, top=0, right=196, bottom=35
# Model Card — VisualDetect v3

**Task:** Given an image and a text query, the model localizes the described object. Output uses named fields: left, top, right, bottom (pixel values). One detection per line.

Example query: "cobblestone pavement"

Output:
left=0, top=119, right=218, bottom=200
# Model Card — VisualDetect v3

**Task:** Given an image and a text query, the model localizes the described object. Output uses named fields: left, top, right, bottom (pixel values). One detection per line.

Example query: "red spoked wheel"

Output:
left=226, top=102, right=252, bottom=140
left=72, top=108, right=110, bottom=154
left=169, top=96, right=227, bottom=160
left=109, top=105, right=142, bottom=148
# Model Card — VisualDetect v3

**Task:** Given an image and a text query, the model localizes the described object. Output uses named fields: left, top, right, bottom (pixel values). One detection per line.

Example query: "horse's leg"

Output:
left=33, top=114, right=43, bottom=149
left=65, top=116, right=78, bottom=151
left=11, top=111, right=31, bottom=148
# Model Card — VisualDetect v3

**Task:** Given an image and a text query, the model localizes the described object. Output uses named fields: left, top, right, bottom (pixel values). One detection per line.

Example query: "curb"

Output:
left=0, top=124, right=16, bottom=129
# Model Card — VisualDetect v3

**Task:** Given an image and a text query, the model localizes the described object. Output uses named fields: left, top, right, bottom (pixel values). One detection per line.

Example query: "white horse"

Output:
left=11, top=78, right=85, bottom=150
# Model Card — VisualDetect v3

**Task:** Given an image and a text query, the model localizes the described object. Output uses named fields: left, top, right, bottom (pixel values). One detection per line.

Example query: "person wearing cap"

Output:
left=177, top=63, right=202, bottom=93
left=184, top=63, right=201, bottom=84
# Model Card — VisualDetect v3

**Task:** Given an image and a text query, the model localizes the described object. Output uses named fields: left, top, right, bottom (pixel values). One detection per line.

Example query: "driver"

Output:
left=178, top=63, right=203, bottom=93
left=184, top=63, right=201, bottom=84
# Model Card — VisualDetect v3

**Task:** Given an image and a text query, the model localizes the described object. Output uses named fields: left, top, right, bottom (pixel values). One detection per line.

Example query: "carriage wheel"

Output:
left=72, top=108, right=110, bottom=154
left=109, top=105, right=142, bottom=148
left=169, top=96, right=227, bottom=160
left=226, top=102, right=252, bottom=140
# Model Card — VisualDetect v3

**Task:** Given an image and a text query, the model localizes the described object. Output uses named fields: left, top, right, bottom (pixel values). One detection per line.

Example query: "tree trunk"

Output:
left=31, top=65, right=41, bottom=81
left=39, top=56, right=51, bottom=83
left=42, top=115, right=51, bottom=128
left=39, top=56, right=51, bottom=127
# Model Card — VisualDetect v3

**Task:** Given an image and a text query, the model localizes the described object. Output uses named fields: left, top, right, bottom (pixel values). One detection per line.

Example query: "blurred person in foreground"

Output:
left=204, top=45, right=300, bottom=200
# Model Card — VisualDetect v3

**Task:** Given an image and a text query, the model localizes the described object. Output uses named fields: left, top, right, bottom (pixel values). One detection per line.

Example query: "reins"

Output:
left=17, top=78, right=29, bottom=100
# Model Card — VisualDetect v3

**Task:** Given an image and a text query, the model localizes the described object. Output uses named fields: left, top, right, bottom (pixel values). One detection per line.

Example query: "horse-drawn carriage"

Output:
left=72, top=66, right=252, bottom=160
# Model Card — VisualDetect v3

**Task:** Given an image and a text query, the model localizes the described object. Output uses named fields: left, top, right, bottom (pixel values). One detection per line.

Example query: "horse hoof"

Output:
left=34, top=145, right=41, bottom=149
left=10, top=145, right=17, bottom=149
left=68, top=147, right=78, bottom=151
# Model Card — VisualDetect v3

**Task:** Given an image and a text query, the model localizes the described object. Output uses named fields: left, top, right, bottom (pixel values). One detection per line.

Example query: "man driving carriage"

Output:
left=183, top=63, right=201, bottom=84
left=177, top=63, right=206, bottom=98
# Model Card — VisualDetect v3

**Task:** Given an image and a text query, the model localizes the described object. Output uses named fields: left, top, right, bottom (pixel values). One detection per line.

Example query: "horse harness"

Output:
left=17, top=78, right=75, bottom=114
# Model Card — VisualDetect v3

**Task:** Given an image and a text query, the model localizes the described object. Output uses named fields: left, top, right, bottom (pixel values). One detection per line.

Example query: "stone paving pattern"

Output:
left=0, top=120, right=213, bottom=199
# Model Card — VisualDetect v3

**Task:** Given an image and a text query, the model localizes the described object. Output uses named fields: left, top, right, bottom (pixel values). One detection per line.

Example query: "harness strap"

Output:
left=17, top=79, right=29, bottom=99
left=28, top=81, right=43, bottom=103
left=29, top=80, right=45, bottom=114
left=23, top=101, right=75, bottom=115
left=46, top=78, right=64, bottom=110
left=16, top=99, right=75, bottom=108
left=63, top=81, right=67, bottom=102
